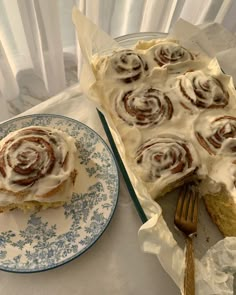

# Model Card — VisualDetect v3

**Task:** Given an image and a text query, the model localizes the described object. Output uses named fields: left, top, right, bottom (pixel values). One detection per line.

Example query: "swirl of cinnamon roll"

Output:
left=179, top=71, right=229, bottom=109
left=115, top=87, right=173, bottom=127
left=107, top=50, right=148, bottom=83
left=151, top=41, right=194, bottom=67
left=0, top=126, right=77, bottom=197
left=135, top=135, right=198, bottom=183
left=195, top=112, right=236, bottom=156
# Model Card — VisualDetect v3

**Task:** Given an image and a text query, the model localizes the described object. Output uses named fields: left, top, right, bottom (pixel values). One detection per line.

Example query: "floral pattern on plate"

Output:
left=0, top=114, right=119, bottom=273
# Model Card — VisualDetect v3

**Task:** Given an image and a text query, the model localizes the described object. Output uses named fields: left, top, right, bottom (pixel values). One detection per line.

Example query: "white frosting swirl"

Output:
left=135, top=135, right=198, bottom=181
left=93, top=49, right=148, bottom=84
left=178, top=71, right=229, bottom=109
left=134, top=135, right=200, bottom=198
left=193, top=109, right=236, bottom=199
left=148, top=41, right=194, bottom=67
left=115, top=87, right=173, bottom=127
left=195, top=111, right=236, bottom=156
left=0, top=126, right=77, bottom=201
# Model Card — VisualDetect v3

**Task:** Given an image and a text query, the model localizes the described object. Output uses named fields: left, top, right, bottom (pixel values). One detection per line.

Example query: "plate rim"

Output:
left=0, top=113, right=120, bottom=273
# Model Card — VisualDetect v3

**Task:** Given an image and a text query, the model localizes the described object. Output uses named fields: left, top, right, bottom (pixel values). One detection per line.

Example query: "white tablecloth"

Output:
left=0, top=84, right=179, bottom=295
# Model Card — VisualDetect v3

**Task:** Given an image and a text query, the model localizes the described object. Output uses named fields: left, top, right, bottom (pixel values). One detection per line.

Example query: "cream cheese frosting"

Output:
left=0, top=126, right=77, bottom=206
left=91, top=37, right=236, bottom=204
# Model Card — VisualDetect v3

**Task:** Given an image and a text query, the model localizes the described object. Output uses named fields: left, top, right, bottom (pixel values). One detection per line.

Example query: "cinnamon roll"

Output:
left=0, top=126, right=77, bottom=212
left=195, top=112, right=236, bottom=156
left=135, top=135, right=199, bottom=198
left=99, top=49, right=148, bottom=83
left=115, top=87, right=173, bottom=127
left=149, top=41, right=194, bottom=67
left=178, top=71, right=229, bottom=109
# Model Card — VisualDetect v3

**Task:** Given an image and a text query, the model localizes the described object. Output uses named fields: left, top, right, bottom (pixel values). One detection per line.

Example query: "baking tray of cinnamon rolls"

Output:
left=91, top=36, right=236, bottom=238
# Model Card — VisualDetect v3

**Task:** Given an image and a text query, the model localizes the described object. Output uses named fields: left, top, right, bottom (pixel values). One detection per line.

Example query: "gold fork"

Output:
left=174, top=182, right=199, bottom=295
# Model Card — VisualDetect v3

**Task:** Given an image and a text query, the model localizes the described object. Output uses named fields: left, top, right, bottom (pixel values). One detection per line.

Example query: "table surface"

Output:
left=0, top=84, right=180, bottom=295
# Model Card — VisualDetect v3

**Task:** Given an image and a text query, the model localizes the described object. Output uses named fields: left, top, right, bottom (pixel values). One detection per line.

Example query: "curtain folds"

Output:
left=0, top=0, right=236, bottom=120
left=18, top=0, right=66, bottom=95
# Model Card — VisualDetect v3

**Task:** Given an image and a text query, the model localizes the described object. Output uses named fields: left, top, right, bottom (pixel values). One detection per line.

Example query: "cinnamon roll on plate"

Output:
left=0, top=126, right=77, bottom=212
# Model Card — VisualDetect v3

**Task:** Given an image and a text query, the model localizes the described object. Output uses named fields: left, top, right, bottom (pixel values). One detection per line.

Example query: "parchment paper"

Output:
left=72, top=8, right=236, bottom=294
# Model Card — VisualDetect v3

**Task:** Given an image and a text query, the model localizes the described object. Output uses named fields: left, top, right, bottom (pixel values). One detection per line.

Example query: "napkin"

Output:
left=72, top=8, right=236, bottom=294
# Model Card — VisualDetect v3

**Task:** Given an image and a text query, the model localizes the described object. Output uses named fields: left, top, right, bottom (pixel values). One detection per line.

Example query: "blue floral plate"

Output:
left=0, top=114, right=119, bottom=273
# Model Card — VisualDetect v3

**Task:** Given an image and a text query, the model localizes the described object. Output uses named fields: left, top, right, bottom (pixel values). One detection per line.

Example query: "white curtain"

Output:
left=0, top=0, right=236, bottom=121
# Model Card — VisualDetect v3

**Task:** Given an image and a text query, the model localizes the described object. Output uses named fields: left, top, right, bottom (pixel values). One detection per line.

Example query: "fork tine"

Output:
left=187, top=186, right=195, bottom=222
left=182, top=186, right=190, bottom=220
left=175, top=184, right=187, bottom=221
left=192, top=188, right=199, bottom=224
left=186, top=184, right=199, bottom=224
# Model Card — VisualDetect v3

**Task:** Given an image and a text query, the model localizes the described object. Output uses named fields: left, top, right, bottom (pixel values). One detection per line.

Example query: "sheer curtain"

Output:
left=0, top=0, right=236, bottom=120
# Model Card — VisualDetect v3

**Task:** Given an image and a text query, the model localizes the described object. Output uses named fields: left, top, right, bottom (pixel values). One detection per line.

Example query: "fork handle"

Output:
left=184, top=236, right=195, bottom=295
